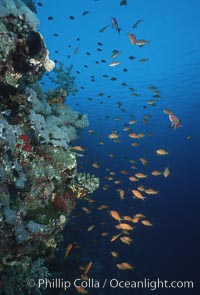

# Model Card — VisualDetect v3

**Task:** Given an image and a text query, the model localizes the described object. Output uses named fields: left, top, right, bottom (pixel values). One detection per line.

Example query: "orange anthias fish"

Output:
left=111, top=17, right=121, bottom=33
left=132, top=217, right=140, bottom=223
left=120, top=236, right=132, bottom=245
left=123, top=216, right=132, bottom=222
left=110, top=233, right=121, bottom=242
left=97, top=205, right=108, bottom=211
left=110, top=210, right=121, bottom=222
left=169, top=114, right=182, bottom=129
left=118, top=189, right=125, bottom=200
left=156, top=149, right=168, bottom=156
left=132, top=190, right=145, bottom=201
left=109, top=61, right=121, bottom=67
left=65, top=243, right=73, bottom=258
left=116, top=262, right=134, bottom=270
left=75, top=286, right=88, bottom=294
left=111, top=50, right=121, bottom=59
left=128, top=33, right=136, bottom=45
left=111, top=251, right=119, bottom=258
left=151, top=170, right=162, bottom=176
left=108, top=133, right=119, bottom=139
left=84, top=261, right=93, bottom=276
left=129, top=176, right=139, bottom=182
left=72, top=145, right=85, bottom=151
left=135, top=39, right=149, bottom=46
left=141, top=220, right=153, bottom=226
left=163, top=109, right=174, bottom=115
left=115, top=223, right=134, bottom=231
left=163, top=167, right=170, bottom=178
left=92, top=162, right=100, bottom=168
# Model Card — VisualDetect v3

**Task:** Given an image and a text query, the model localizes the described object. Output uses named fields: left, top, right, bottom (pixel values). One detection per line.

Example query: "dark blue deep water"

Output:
left=37, top=0, right=200, bottom=294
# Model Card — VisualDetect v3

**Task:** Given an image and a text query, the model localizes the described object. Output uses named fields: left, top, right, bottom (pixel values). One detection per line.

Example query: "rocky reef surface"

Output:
left=0, top=1, right=99, bottom=294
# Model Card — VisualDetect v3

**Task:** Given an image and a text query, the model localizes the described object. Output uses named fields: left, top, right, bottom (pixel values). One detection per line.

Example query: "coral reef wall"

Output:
left=0, top=1, right=99, bottom=293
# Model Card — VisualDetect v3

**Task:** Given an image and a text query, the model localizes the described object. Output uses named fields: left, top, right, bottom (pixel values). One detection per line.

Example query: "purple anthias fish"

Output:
left=111, top=17, right=121, bottom=33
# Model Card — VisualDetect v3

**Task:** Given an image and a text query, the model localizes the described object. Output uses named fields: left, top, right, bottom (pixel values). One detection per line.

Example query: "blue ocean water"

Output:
left=37, top=0, right=200, bottom=294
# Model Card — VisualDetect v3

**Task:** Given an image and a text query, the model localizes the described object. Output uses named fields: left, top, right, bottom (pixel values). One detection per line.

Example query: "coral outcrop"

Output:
left=0, top=0, right=99, bottom=294
left=0, top=0, right=54, bottom=96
